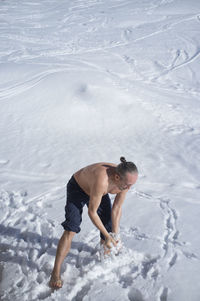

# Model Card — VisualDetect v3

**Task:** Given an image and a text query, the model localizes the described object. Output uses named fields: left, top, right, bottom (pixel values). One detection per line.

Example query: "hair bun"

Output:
left=120, top=156, right=126, bottom=164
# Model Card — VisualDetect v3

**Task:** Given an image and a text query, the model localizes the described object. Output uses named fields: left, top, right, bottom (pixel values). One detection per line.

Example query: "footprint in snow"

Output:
left=128, top=287, right=145, bottom=301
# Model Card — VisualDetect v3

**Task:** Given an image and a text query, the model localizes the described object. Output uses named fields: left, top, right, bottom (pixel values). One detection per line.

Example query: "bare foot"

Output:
left=49, top=274, right=63, bottom=289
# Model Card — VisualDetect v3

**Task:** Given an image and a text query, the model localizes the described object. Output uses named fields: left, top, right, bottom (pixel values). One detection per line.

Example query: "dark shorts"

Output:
left=61, top=175, right=112, bottom=240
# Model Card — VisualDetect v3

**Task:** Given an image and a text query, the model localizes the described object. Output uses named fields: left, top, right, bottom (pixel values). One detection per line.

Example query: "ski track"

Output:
left=0, top=69, right=69, bottom=101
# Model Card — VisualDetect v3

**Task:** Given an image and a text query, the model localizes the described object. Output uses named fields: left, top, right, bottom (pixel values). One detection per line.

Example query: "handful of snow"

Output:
left=100, top=232, right=123, bottom=260
left=109, top=232, right=123, bottom=254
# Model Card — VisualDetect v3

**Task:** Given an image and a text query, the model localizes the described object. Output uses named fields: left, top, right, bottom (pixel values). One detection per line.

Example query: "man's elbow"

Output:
left=88, top=208, right=96, bottom=218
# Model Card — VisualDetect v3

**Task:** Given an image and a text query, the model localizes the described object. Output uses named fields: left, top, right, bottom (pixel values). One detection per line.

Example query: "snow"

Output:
left=0, top=0, right=200, bottom=300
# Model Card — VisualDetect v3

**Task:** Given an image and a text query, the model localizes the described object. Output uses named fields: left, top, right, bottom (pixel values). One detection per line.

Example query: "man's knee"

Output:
left=64, top=230, right=76, bottom=236
left=63, top=230, right=76, bottom=240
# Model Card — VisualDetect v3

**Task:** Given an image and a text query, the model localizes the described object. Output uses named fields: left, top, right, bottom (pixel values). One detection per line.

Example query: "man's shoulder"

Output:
left=93, top=169, right=108, bottom=184
left=94, top=162, right=116, bottom=175
left=89, top=172, right=108, bottom=196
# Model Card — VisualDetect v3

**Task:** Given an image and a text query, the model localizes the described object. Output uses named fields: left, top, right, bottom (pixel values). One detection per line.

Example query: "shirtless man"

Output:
left=49, top=156, right=138, bottom=289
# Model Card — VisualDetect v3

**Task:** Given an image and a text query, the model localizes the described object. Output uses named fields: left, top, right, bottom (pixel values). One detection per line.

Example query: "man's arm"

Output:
left=88, top=176, right=111, bottom=240
left=112, top=189, right=128, bottom=233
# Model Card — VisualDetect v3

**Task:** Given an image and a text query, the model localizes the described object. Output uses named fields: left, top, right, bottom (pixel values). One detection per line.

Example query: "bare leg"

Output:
left=49, top=230, right=76, bottom=289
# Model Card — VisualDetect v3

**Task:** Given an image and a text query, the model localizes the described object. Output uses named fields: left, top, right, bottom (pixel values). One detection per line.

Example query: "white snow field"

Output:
left=0, top=0, right=200, bottom=300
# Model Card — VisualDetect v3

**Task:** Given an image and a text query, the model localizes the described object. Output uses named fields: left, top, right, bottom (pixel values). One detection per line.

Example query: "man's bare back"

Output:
left=73, top=162, right=123, bottom=196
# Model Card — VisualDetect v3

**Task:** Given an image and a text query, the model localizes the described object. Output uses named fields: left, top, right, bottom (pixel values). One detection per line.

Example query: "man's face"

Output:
left=115, top=172, right=138, bottom=191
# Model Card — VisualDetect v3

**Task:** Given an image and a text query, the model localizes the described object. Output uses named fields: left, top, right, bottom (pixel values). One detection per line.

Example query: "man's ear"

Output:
left=115, top=174, right=120, bottom=181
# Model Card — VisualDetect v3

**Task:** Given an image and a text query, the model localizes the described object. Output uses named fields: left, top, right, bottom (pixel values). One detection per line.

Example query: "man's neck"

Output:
left=107, top=167, right=117, bottom=187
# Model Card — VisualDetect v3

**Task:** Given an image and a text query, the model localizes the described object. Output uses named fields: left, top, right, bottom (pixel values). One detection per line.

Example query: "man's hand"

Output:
left=110, top=232, right=122, bottom=253
left=110, top=232, right=121, bottom=244
left=100, top=233, right=122, bottom=258
left=105, top=234, right=117, bottom=249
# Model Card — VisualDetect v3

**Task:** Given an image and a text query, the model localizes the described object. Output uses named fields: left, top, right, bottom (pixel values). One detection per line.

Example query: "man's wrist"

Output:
left=104, top=232, right=111, bottom=240
left=109, top=232, right=120, bottom=241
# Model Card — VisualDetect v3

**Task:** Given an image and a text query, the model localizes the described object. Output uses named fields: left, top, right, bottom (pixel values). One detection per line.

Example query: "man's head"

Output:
left=114, top=156, right=138, bottom=191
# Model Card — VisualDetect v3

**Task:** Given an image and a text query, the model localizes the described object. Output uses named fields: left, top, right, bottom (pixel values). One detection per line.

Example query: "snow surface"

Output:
left=0, top=0, right=200, bottom=300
